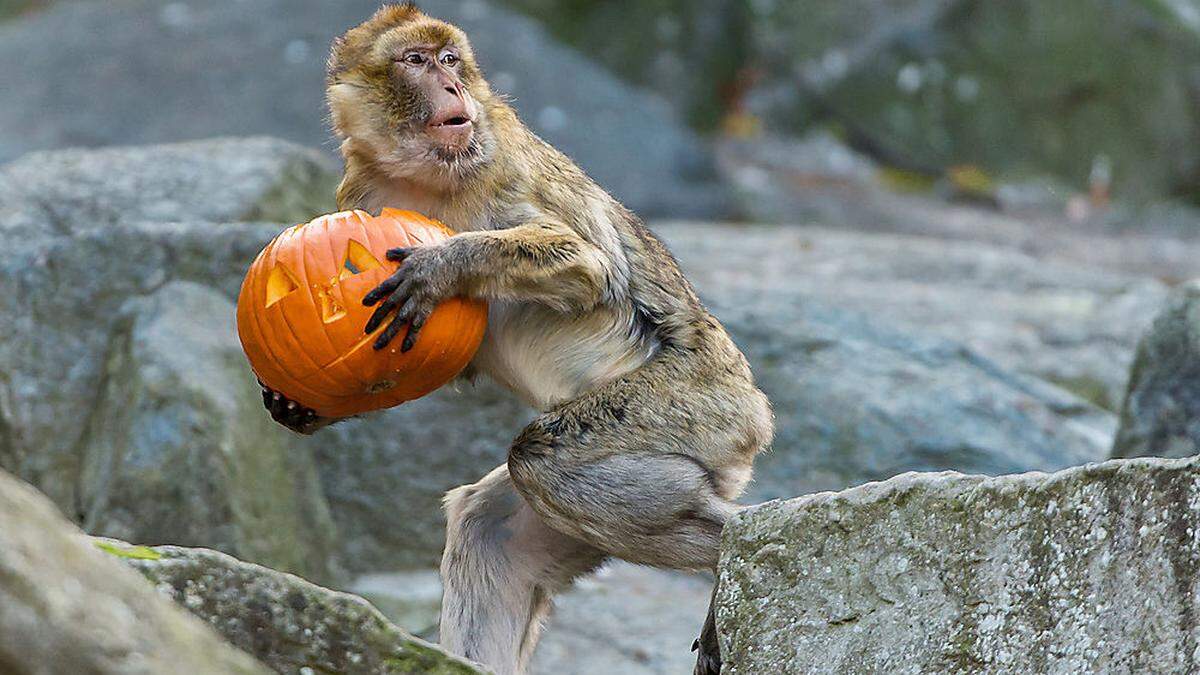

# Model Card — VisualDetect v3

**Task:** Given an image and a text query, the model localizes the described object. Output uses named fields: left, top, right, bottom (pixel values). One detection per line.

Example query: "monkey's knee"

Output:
left=441, top=467, right=523, bottom=568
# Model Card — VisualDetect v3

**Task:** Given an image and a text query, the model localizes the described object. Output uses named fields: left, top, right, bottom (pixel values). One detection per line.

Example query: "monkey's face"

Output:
left=327, top=7, right=496, bottom=188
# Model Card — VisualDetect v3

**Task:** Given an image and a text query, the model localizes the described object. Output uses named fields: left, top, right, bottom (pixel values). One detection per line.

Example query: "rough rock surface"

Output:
left=0, top=136, right=338, bottom=227
left=104, top=539, right=484, bottom=675
left=79, top=281, right=342, bottom=582
left=718, top=456, right=1200, bottom=674
left=1114, top=280, right=1200, bottom=459
left=0, top=0, right=726, bottom=217
left=660, top=221, right=1167, bottom=411
left=0, top=138, right=344, bottom=581
left=0, top=468, right=269, bottom=675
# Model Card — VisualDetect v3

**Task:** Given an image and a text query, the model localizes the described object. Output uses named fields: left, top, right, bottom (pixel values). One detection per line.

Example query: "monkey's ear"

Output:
left=381, top=1, right=421, bottom=15
left=327, top=36, right=347, bottom=79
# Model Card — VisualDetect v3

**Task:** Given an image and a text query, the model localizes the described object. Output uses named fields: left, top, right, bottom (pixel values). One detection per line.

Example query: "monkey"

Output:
left=262, top=5, right=773, bottom=674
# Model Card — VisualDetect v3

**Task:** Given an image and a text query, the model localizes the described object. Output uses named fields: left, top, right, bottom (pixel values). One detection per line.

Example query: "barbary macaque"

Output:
left=262, top=5, right=774, bottom=673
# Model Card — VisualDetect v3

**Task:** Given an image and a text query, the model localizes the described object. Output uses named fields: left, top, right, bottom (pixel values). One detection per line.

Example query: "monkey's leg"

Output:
left=692, top=583, right=722, bottom=675
left=440, top=464, right=606, bottom=675
left=506, top=354, right=768, bottom=674
left=506, top=365, right=761, bottom=569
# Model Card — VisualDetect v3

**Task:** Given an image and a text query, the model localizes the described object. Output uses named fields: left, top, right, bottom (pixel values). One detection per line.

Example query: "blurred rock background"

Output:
left=1, top=1, right=1200, bottom=673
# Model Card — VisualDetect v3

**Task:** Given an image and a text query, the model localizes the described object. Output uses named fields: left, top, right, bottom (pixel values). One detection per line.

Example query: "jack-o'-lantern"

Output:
left=236, top=208, right=487, bottom=417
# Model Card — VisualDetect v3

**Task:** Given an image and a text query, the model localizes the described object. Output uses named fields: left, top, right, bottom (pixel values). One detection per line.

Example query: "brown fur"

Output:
left=323, top=6, right=774, bottom=674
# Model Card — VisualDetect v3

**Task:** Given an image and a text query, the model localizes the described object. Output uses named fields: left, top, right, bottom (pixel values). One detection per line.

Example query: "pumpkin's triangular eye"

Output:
left=265, top=264, right=300, bottom=307
left=339, top=240, right=382, bottom=280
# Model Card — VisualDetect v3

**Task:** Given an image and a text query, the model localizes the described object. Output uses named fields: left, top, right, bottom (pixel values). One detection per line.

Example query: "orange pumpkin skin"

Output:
left=236, top=208, right=488, bottom=417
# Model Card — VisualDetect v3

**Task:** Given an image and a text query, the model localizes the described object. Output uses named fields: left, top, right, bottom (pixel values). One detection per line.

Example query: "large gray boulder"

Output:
left=0, top=468, right=269, bottom=675
left=78, top=280, right=342, bottom=582
left=105, top=539, right=484, bottom=675
left=0, top=136, right=338, bottom=228
left=0, top=0, right=726, bottom=217
left=718, top=455, right=1200, bottom=674
left=0, top=138, right=344, bottom=582
left=1113, top=280, right=1200, bottom=459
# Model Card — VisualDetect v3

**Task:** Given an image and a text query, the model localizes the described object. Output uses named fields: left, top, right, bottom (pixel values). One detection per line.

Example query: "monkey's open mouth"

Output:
left=428, top=114, right=476, bottom=152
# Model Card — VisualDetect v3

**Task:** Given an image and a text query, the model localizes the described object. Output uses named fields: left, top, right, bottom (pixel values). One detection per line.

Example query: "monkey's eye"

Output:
left=400, top=52, right=425, bottom=66
left=440, top=52, right=459, bottom=67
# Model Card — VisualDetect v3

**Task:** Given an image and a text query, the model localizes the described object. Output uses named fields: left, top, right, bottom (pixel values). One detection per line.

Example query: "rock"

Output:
left=749, top=0, right=1200, bottom=201
left=717, top=455, right=1200, bottom=674
left=0, top=0, right=727, bottom=218
left=0, top=139, right=344, bottom=582
left=0, top=136, right=338, bottom=227
left=105, top=539, right=484, bottom=675
left=0, top=468, right=269, bottom=674
left=1113, top=281, right=1200, bottom=459
left=78, top=280, right=342, bottom=583
left=717, top=132, right=1200, bottom=284
left=659, top=221, right=1167, bottom=411
left=657, top=222, right=1118, bottom=498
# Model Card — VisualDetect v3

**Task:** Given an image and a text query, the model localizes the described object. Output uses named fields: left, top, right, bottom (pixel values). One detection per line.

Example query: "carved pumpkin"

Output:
left=236, top=208, right=487, bottom=417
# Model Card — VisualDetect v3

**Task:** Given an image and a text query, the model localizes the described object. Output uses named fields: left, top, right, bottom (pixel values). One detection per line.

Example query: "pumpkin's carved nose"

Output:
left=315, top=282, right=347, bottom=324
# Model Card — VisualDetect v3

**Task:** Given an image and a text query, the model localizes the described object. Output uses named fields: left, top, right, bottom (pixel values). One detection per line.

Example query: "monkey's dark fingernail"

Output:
left=273, top=393, right=281, bottom=401
left=386, top=247, right=410, bottom=261
left=306, top=410, right=316, bottom=418
left=287, top=401, right=296, bottom=410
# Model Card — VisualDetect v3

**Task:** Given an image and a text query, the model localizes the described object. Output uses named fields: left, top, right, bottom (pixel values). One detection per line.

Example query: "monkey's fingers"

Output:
left=400, top=309, right=430, bottom=352
left=362, top=270, right=405, bottom=306
left=385, top=247, right=412, bottom=262
left=373, top=312, right=409, bottom=351
left=364, top=298, right=397, bottom=334
left=364, top=279, right=413, bottom=333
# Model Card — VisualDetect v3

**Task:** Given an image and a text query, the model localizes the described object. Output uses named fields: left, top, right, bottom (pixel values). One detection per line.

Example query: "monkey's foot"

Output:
left=692, top=637, right=722, bottom=675
left=260, top=384, right=323, bottom=435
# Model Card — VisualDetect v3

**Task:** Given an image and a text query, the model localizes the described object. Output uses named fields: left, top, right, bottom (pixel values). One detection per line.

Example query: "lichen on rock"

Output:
left=105, top=539, right=485, bottom=675
left=718, top=455, right=1200, bottom=674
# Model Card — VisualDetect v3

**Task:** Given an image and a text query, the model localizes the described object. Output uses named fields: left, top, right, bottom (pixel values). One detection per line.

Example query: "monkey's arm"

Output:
left=363, top=220, right=614, bottom=350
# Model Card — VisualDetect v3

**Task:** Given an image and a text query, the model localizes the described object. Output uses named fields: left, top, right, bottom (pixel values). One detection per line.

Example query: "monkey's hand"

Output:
left=362, top=244, right=457, bottom=351
left=260, top=382, right=332, bottom=435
